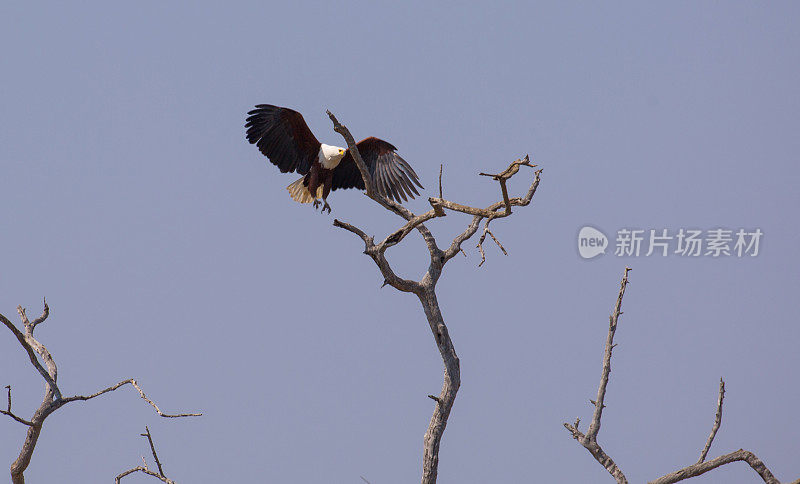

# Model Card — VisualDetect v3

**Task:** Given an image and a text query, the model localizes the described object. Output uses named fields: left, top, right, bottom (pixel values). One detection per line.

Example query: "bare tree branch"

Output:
left=563, top=267, right=631, bottom=484
left=697, top=378, right=725, bottom=464
left=648, top=449, right=779, bottom=484
left=563, top=420, right=627, bottom=484
left=142, top=426, right=166, bottom=477
left=115, top=466, right=175, bottom=484
left=2, top=302, right=199, bottom=483
left=332, top=218, right=372, bottom=244
left=476, top=217, right=508, bottom=267
left=430, top=156, right=535, bottom=218
left=442, top=163, right=541, bottom=264
left=1, top=309, right=61, bottom=401
left=325, top=112, right=542, bottom=484
left=332, top=219, right=421, bottom=294
left=1, top=386, right=34, bottom=427
left=59, top=379, right=202, bottom=417
left=327, top=109, right=441, bottom=256
left=30, top=298, right=49, bottom=329
left=438, top=164, right=443, bottom=199
left=379, top=210, right=442, bottom=250
left=566, top=271, right=791, bottom=484
left=646, top=378, right=785, bottom=483
left=587, top=267, right=630, bottom=442
left=326, top=109, right=375, bottom=197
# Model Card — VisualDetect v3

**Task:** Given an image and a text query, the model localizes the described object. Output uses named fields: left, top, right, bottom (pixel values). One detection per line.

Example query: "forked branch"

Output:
left=442, top=163, right=541, bottom=264
left=1, top=386, right=33, bottom=427
left=115, top=427, right=176, bottom=483
left=649, top=449, right=779, bottom=484
left=565, top=270, right=791, bottom=484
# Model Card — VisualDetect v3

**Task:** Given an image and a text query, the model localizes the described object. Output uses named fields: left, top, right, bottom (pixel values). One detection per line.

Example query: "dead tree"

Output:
left=326, top=111, right=542, bottom=484
left=564, top=268, right=799, bottom=484
left=1, top=300, right=200, bottom=484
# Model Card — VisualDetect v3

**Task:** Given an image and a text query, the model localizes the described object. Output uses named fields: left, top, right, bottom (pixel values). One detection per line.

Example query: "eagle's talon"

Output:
left=313, top=199, right=321, bottom=210
left=322, top=201, right=332, bottom=214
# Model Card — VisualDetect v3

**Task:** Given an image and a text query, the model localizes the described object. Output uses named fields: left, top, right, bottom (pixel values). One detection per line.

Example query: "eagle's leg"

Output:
left=309, top=167, right=321, bottom=209
left=319, top=172, right=333, bottom=214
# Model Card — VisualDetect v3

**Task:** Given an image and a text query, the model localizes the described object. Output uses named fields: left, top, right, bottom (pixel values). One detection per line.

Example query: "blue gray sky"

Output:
left=2, top=2, right=798, bottom=483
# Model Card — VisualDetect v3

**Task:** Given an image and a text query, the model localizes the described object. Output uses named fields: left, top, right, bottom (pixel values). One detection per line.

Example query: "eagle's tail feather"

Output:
left=287, top=177, right=322, bottom=204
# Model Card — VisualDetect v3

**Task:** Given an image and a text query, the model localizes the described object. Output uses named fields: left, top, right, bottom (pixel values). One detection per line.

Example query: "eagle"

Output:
left=245, top=104, right=423, bottom=213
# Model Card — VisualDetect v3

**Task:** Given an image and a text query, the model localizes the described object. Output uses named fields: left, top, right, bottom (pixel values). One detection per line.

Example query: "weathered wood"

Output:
left=563, top=269, right=630, bottom=484
left=1, top=302, right=199, bottom=483
left=327, top=111, right=542, bottom=483
left=565, top=270, right=790, bottom=484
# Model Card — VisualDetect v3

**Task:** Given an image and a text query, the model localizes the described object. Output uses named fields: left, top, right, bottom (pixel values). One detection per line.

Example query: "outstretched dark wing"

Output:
left=331, top=137, right=423, bottom=203
left=245, top=105, right=320, bottom=174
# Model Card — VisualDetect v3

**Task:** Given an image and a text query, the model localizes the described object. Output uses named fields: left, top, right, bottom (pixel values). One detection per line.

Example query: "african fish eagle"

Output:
left=245, top=104, right=423, bottom=213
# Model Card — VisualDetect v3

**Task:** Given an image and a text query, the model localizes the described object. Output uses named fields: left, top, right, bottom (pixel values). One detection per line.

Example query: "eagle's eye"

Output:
left=339, top=149, right=345, bottom=154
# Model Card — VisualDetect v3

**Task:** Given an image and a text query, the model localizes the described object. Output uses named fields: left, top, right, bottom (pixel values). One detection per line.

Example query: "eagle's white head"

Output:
left=320, top=143, right=347, bottom=169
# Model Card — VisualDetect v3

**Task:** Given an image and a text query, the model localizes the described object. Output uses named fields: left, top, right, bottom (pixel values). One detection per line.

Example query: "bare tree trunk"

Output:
left=418, top=289, right=460, bottom=484
left=10, top=417, right=44, bottom=484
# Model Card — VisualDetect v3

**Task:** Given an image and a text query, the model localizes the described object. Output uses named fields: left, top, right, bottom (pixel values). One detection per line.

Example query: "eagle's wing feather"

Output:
left=385, top=155, right=418, bottom=201
left=332, top=137, right=423, bottom=203
left=245, top=105, right=320, bottom=174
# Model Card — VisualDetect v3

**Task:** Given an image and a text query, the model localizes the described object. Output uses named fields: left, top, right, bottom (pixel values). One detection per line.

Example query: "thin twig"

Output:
left=333, top=219, right=373, bottom=245
left=697, top=379, right=725, bottom=464
left=476, top=217, right=508, bottom=267
left=31, top=298, right=49, bottom=329
left=1, top=385, right=34, bottom=426
left=438, top=164, right=443, bottom=199
left=142, top=426, right=165, bottom=476
left=587, top=267, right=631, bottom=441
left=563, top=268, right=631, bottom=484
left=486, top=228, right=507, bottom=256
